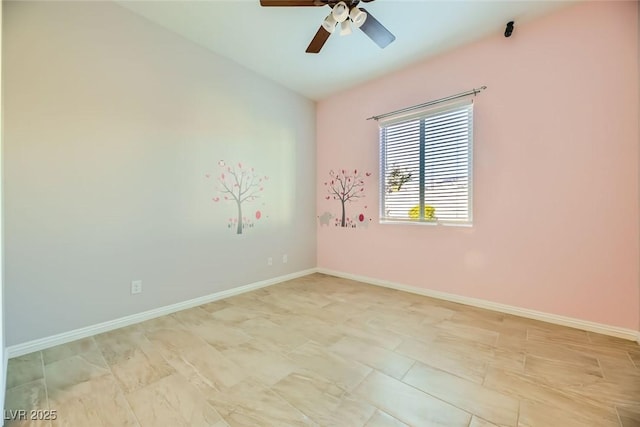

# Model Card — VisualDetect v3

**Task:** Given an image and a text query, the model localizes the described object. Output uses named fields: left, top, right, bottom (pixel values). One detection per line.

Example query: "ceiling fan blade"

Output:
left=260, top=0, right=325, bottom=6
left=306, top=26, right=331, bottom=53
left=358, top=7, right=395, bottom=49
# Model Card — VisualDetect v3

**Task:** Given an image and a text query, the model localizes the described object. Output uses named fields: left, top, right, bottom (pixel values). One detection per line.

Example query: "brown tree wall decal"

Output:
left=323, top=169, right=368, bottom=227
left=209, top=161, right=267, bottom=234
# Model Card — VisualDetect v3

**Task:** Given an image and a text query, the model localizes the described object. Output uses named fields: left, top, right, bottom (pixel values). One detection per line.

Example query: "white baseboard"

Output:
left=7, top=269, right=316, bottom=358
left=7, top=267, right=639, bottom=358
left=317, top=268, right=640, bottom=342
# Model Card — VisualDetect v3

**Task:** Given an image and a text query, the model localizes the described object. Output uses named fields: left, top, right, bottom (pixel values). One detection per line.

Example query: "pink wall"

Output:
left=316, top=1, right=640, bottom=330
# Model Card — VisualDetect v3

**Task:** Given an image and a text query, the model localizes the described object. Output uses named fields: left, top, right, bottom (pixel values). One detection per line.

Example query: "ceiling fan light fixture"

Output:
left=321, top=13, right=337, bottom=33
left=349, top=7, right=367, bottom=27
left=340, top=19, right=352, bottom=36
left=331, top=1, right=349, bottom=23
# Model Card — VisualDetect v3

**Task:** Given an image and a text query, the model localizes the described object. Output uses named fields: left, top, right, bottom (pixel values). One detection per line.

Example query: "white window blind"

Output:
left=379, top=101, right=473, bottom=225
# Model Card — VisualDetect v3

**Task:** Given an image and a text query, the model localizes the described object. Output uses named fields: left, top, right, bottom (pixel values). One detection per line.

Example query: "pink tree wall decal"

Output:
left=324, top=169, right=367, bottom=227
left=211, top=162, right=267, bottom=234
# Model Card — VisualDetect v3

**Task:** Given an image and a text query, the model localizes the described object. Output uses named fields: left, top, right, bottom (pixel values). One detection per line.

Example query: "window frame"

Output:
left=378, top=99, right=474, bottom=227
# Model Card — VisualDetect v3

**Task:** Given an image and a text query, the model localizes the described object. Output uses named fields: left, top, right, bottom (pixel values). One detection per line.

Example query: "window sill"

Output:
left=379, top=219, right=473, bottom=228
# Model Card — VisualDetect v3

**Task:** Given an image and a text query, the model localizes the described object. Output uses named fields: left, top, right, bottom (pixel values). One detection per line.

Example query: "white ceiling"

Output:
left=118, top=0, right=575, bottom=100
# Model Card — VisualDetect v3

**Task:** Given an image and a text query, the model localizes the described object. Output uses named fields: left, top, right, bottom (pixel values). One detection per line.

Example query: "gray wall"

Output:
left=3, top=1, right=317, bottom=346
left=1, top=0, right=5, bottom=408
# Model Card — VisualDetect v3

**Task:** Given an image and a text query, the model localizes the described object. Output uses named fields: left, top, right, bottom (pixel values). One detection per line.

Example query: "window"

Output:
left=379, top=100, right=473, bottom=225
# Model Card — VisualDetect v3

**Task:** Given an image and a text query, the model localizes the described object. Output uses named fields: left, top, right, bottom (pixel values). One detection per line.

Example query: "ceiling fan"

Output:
left=259, top=0, right=396, bottom=54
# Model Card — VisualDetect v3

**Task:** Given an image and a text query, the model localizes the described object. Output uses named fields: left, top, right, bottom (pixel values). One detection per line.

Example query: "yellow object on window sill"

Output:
left=408, top=205, right=436, bottom=221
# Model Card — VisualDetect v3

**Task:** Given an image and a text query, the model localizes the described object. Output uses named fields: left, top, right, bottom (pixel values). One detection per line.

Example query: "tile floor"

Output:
left=4, top=273, right=640, bottom=426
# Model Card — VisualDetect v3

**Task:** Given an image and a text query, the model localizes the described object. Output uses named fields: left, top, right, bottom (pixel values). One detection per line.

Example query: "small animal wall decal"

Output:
left=318, top=211, right=333, bottom=227
left=319, top=169, right=372, bottom=229
left=206, top=160, right=268, bottom=235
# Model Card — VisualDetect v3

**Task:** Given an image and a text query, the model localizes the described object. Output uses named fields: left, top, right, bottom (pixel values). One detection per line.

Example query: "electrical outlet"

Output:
left=282, top=254, right=288, bottom=264
left=131, top=280, right=142, bottom=295
left=267, top=257, right=273, bottom=266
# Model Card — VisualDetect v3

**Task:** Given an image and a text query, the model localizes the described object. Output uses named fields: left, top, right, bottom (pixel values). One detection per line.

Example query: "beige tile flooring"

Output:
left=4, top=273, right=640, bottom=427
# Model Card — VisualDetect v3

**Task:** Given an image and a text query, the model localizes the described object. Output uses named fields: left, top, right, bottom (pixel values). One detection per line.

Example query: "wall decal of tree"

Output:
left=208, top=161, right=268, bottom=234
left=323, top=169, right=370, bottom=228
